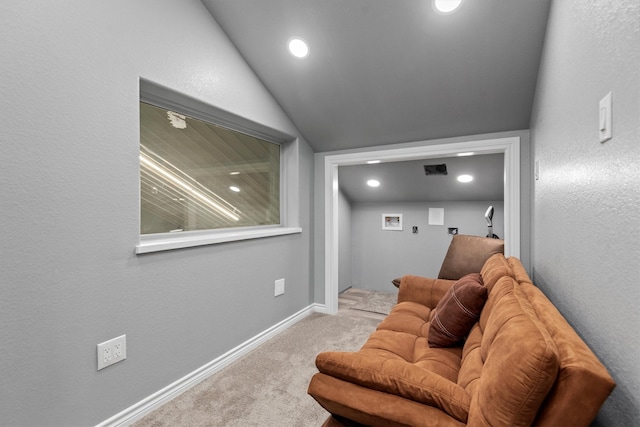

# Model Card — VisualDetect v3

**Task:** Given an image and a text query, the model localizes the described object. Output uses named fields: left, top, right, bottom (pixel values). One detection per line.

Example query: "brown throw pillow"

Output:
left=428, top=273, right=487, bottom=348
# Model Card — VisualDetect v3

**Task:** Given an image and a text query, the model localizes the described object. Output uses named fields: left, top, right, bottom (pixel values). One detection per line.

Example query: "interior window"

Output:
left=139, top=101, right=280, bottom=235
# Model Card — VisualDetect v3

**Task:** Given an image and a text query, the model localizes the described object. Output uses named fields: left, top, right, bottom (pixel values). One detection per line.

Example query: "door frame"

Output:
left=323, top=136, right=520, bottom=314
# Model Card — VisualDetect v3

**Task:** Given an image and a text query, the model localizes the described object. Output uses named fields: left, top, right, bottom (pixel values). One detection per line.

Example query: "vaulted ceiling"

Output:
left=202, top=0, right=551, bottom=201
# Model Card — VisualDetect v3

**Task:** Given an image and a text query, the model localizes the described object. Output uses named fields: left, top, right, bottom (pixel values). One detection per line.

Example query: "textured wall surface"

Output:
left=0, top=1, right=314, bottom=425
left=350, top=201, right=504, bottom=291
left=530, top=0, right=640, bottom=425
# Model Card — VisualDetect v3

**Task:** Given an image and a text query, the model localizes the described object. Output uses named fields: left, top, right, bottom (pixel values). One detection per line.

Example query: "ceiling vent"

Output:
left=424, top=164, right=448, bottom=175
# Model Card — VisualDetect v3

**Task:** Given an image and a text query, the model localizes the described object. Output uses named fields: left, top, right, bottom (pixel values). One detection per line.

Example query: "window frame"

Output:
left=136, top=78, right=301, bottom=254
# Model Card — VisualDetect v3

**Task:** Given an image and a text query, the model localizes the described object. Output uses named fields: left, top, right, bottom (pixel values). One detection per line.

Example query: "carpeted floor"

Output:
left=131, top=296, right=384, bottom=426
left=347, top=290, right=397, bottom=315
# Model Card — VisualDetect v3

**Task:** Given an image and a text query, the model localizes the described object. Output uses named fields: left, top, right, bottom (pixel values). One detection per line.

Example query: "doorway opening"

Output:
left=323, top=136, right=520, bottom=314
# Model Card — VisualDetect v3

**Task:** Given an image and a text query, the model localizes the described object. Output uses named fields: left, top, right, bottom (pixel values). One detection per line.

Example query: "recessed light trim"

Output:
left=288, top=38, right=309, bottom=58
left=367, top=179, right=381, bottom=188
left=457, top=174, right=473, bottom=183
left=433, top=0, right=463, bottom=14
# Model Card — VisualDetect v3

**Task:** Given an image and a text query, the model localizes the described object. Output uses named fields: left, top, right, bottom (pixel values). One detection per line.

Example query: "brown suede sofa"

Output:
left=308, top=253, right=615, bottom=426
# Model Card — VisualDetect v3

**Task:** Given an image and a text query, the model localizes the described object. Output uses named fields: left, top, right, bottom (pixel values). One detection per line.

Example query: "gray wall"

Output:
left=0, top=2, right=314, bottom=426
left=351, top=202, right=504, bottom=292
left=338, top=189, right=353, bottom=292
left=314, top=130, right=531, bottom=304
left=529, top=1, right=640, bottom=425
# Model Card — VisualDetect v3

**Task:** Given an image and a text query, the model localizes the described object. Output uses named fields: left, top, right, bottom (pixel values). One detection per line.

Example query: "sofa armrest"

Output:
left=397, top=275, right=457, bottom=309
left=309, top=373, right=465, bottom=427
left=316, top=351, right=470, bottom=422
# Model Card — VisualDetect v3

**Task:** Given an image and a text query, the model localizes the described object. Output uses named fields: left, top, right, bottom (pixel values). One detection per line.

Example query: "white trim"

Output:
left=324, top=137, right=521, bottom=314
left=140, top=78, right=292, bottom=144
left=310, top=303, right=328, bottom=314
left=136, top=226, right=302, bottom=254
left=96, top=303, right=323, bottom=427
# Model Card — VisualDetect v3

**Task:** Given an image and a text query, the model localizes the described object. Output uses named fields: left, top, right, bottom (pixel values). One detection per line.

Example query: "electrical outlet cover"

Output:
left=97, top=335, right=126, bottom=370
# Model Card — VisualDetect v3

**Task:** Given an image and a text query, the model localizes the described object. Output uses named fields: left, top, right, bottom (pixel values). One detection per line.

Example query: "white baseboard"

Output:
left=310, top=302, right=328, bottom=314
left=96, top=303, right=326, bottom=427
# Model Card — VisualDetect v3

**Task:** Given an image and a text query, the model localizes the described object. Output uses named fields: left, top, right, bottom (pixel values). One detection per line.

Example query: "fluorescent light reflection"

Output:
left=367, top=160, right=381, bottom=164
left=140, top=151, right=240, bottom=222
left=457, top=152, right=474, bottom=157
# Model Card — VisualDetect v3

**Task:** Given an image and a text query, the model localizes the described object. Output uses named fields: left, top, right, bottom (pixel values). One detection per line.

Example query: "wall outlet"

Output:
left=97, top=335, right=126, bottom=370
left=274, top=278, right=285, bottom=297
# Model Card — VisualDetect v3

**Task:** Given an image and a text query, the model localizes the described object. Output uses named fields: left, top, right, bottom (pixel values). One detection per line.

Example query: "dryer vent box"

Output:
left=424, top=164, right=448, bottom=175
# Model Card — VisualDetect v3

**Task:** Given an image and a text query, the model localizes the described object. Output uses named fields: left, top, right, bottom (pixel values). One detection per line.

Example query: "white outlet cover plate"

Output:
left=97, top=335, right=127, bottom=370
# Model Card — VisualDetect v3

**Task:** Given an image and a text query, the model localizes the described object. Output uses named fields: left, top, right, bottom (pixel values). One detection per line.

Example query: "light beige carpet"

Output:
left=131, top=309, right=381, bottom=427
left=348, top=290, right=398, bottom=315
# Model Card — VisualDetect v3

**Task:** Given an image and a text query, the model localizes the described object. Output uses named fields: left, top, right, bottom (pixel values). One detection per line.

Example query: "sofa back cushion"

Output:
left=507, top=257, right=533, bottom=287
left=519, top=283, right=615, bottom=426
left=480, top=254, right=513, bottom=292
left=464, top=277, right=559, bottom=427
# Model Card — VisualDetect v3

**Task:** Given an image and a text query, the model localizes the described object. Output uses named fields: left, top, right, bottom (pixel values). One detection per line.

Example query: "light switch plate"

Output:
left=599, top=92, right=612, bottom=143
left=274, top=278, right=285, bottom=296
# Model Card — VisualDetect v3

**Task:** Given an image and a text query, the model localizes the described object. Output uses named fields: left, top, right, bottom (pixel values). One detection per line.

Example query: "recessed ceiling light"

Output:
left=229, top=171, right=240, bottom=175
left=367, top=179, right=380, bottom=187
left=457, top=152, right=474, bottom=157
left=434, top=0, right=463, bottom=14
left=229, top=186, right=240, bottom=192
left=367, top=160, right=381, bottom=164
left=457, top=174, right=473, bottom=183
left=288, top=38, right=309, bottom=58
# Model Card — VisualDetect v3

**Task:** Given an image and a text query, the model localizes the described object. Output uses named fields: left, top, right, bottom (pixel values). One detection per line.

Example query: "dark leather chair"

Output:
left=392, top=234, right=504, bottom=287
left=437, top=234, right=504, bottom=280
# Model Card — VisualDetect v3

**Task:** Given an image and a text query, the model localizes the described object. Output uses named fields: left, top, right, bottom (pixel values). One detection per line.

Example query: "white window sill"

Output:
left=135, top=226, right=302, bottom=254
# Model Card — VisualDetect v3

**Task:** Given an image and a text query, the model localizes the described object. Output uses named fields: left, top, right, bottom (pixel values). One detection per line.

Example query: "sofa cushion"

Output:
left=456, top=323, right=483, bottom=398
left=376, top=301, right=432, bottom=337
left=397, top=275, right=457, bottom=309
left=309, top=373, right=468, bottom=427
left=506, top=257, right=533, bottom=287
left=468, top=277, right=559, bottom=426
left=315, top=350, right=471, bottom=422
left=480, top=253, right=513, bottom=292
left=428, top=273, right=487, bottom=348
